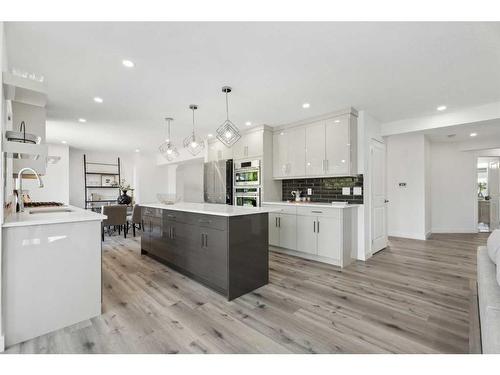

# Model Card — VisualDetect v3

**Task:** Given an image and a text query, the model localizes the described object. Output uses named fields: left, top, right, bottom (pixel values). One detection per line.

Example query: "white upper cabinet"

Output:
left=207, top=139, right=233, bottom=161
left=273, top=111, right=357, bottom=179
left=325, top=115, right=353, bottom=176
left=273, top=127, right=306, bottom=178
left=233, top=130, right=263, bottom=160
left=305, top=121, right=325, bottom=176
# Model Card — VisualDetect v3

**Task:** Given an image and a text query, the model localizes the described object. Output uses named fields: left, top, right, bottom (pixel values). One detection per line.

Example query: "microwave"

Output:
left=234, top=160, right=261, bottom=186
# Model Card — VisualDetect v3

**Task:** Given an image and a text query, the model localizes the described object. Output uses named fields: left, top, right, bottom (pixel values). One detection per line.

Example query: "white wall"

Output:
left=0, top=20, right=6, bottom=352
left=23, top=143, right=69, bottom=204
left=132, top=152, right=169, bottom=204
left=430, top=142, right=476, bottom=233
left=357, top=110, right=383, bottom=259
left=386, top=133, right=430, bottom=240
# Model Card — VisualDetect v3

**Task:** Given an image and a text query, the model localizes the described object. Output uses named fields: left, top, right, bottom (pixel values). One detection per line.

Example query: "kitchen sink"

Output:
left=29, top=208, right=73, bottom=214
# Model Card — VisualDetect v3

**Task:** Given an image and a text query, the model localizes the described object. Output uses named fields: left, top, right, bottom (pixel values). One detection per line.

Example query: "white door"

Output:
left=268, top=213, right=280, bottom=247
left=488, top=160, right=500, bottom=230
left=317, top=216, right=342, bottom=261
left=370, top=139, right=388, bottom=254
left=296, top=215, right=317, bottom=254
left=305, top=122, right=325, bottom=176
left=279, top=214, right=297, bottom=250
left=325, top=115, right=350, bottom=175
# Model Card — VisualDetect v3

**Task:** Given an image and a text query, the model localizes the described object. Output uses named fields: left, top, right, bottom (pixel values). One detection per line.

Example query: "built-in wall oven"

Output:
left=234, top=187, right=261, bottom=207
left=234, top=160, right=260, bottom=186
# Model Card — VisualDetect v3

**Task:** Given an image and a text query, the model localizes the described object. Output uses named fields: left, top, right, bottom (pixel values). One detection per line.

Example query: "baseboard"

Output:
left=388, top=231, right=427, bottom=241
left=431, top=228, right=477, bottom=234
left=0, top=335, right=5, bottom=352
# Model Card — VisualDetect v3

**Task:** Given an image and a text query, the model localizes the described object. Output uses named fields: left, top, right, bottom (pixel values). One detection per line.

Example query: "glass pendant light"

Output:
left=216, top=86, right=241, bottom=147
left=159, top=117, right=179, bottom=161
left=183, top=104, right=205, bottom=156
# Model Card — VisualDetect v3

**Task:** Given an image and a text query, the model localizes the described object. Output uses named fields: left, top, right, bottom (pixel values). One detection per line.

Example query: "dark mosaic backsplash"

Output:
left=281, top=175, right=364, bottom=204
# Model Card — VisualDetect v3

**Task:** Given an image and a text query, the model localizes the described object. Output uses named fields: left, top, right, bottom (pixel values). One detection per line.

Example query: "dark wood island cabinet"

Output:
left=141, top=203, right=270, bottom=300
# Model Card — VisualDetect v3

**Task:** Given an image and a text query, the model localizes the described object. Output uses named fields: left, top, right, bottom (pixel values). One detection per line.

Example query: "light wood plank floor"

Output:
left=5, top=233, right=485, bottom=354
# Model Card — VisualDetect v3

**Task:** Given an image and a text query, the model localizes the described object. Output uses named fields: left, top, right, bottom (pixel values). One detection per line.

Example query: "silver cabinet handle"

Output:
left=317, top=221, right=320, bottom=233
left=313, top=221, right=316, bottom=233
left=205, top=233, right=208, bottom=247
left=278, top=217, right=281, bottom=227
left=172, top=227, right=175, bottom=239
left=311, top=210, right=323, bottom=213
left=201, top=233, right=204, bottom=247
left=275, top=217, right=278, bottom=227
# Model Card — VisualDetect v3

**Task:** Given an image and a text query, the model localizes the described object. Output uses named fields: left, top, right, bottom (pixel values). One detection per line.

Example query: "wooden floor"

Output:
left=5, top=233, right=485, bottom=354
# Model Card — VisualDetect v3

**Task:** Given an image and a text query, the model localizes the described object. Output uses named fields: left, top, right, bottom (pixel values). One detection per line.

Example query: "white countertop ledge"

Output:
left=2, top=205, right=107, bottom=228
left=262, top=201, right=362, bottom=208
left=141, top=202, right=278, bottom=217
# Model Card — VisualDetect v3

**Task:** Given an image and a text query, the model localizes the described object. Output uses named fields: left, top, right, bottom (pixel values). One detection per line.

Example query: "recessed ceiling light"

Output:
left=93, top=97, right=103, bottom=103
left=437, top=105, right=447, bottom=111
left=78, top=118, right=87, bottom=123
left=207, top=133, right=213, bottom=138
left=245, top=121, right=252, bottom=126
left=302, top=103, right=310, bottom=109
left=61, top=140, right=67, bottom=144
left=135, top=149, right=140, bottom=153
left=122, top=59, right=134, bottom=68
left=470, top=132, right=478, bottom=137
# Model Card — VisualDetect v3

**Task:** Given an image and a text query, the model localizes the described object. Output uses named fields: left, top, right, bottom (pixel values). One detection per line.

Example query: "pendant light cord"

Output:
left=225, top=91, right=229, bottom=121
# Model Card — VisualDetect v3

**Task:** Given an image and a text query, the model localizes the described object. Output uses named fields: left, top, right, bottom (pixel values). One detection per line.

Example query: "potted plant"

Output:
left=478, top=182, right=487, bottom=199
left=117, top=179, right=134, bottom=205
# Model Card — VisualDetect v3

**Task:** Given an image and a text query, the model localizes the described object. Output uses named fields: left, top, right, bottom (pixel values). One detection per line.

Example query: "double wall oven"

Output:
left=234, top=160, right=261, bottom=207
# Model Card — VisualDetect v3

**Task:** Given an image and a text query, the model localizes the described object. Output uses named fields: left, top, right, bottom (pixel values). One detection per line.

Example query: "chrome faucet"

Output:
left=15, top=167, right=44, bottom=212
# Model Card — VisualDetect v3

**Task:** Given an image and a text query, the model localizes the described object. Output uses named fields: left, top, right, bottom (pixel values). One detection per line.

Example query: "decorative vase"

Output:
left=117, top=190, right=132, bottom=205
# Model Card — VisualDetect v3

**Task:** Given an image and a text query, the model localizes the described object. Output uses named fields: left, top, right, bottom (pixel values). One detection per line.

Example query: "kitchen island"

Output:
left=2, top=205, right=106, bottom=348
left=140, top=202, right=273, bottom=300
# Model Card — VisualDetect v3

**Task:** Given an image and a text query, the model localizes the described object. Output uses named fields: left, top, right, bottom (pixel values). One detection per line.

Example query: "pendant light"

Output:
left=183, top=104, right=205, bottom=156
left=159, top=117, right=179, bottom=161
left=216, top=86, right=241, bottom=147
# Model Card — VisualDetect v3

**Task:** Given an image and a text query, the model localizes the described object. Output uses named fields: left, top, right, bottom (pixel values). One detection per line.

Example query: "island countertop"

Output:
left=140, top=202, right=278, bottom=217
left=2, top=205, right=107, bottom=228
left=262, top=201, right=363, bottom=209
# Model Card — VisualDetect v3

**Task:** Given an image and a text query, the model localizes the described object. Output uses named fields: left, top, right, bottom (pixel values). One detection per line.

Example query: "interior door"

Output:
left=305, top=122, right=325, bottom=176
left=488, top=160, right=500, bottom=230
left=370, top=139, right=388, bottom=254
left=296, top=215, right=317, bottom=255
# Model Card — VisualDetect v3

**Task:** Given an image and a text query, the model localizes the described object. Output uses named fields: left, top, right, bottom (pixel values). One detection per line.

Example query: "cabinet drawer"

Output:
left=262, top=204, right=297, bottom=215
left=142, top=207, right=162, bottom=217
left=187, top=213, right=228, bottom=231
left=296, top=206, right=341, bottom=219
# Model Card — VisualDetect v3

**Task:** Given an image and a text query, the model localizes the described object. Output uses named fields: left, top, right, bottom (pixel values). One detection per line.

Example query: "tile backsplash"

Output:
left=281, top=175, right=363, bottom=204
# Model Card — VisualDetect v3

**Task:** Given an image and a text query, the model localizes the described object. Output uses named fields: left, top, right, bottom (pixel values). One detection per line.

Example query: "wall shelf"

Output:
left=84, top=155, right=121, bottom=209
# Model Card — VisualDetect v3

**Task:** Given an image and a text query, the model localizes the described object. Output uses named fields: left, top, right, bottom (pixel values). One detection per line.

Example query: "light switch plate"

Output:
left=342, top=187, right=351, bottom=195
left=307, top=188, right=312, bottom=195
left=353, top=187, right=362, bottom=195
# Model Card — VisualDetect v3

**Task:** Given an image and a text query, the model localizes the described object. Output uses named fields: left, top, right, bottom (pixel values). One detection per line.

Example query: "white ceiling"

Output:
left=423, top=119, right=500, bottom=143
left=5, top=22, right=500, bottom=152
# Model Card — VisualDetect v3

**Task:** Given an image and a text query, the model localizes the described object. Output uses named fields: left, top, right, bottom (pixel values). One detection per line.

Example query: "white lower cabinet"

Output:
left=264, top=203, right=356, bottom=267
left=268, top=211, right=297, bottom=250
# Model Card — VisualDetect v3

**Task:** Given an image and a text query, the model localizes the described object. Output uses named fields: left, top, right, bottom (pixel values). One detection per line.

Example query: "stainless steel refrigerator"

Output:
left=203, top=159, right=233, bottom=205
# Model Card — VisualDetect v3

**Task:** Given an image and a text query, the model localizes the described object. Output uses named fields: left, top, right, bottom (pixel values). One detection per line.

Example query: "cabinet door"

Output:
left=149, top=215, right=165, bottom=258
left=316, top=216, right=342, bottom=261
left=325, top=116, right=350, bottom=175
left=273, top=131, right=288, bottom=178
left=141, top=216, right=152, bottom=252
left=296, top=215, right=317, bottom=255
left=288, top=127, right=306, bottom=177
left=245, top=130, right=263, bottom=158
left=268, top=212, right=280, bottom=247
left=279, top=214, right=297, bottom=250
left=232, top=136, right=245, bottom=160
left=305, top=121, right=325, bottom=176
left=198, top=227, right=228, bottom=290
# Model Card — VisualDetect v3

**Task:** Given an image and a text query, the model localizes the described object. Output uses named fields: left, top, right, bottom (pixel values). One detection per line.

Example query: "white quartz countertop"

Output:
left=2, top=205, right=107, bottom=228
left=262, top=201, right=362, bottom=209
left=141, top=202, right=278, bottom=217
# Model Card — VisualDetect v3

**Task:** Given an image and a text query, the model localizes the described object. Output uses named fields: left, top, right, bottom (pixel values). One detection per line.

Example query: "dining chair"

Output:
left=101, top=205, right=128, bottom=241
left=127, top=204, right=142, bottom=237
